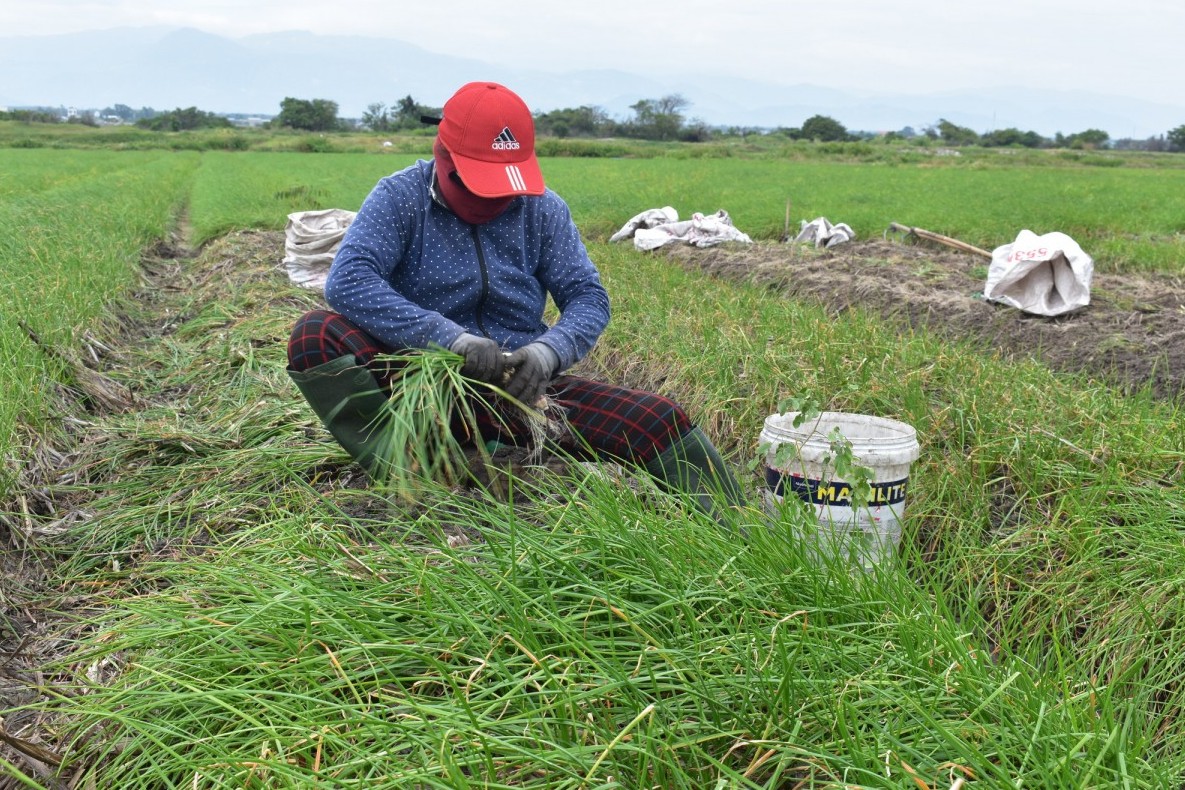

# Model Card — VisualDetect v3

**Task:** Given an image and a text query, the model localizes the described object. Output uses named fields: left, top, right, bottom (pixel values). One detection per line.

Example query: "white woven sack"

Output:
left=283, top=209, right=356, bottom=290
left=985, top=229, right=1093, bottom=317
left=794, top=216, right=855, bottom=248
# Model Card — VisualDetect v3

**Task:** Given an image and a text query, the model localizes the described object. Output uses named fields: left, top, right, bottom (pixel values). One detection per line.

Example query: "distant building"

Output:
left=227, top=115, right=272, bottom=128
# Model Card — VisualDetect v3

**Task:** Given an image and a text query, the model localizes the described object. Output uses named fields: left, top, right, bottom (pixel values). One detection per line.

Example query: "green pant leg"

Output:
left=288, top=356, right=391, bottom=474
left=643, top=426, right=745, bottom=519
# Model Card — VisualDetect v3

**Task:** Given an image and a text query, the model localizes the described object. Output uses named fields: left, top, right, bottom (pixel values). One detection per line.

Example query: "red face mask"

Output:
left=433, top=138, right=514, bottom=225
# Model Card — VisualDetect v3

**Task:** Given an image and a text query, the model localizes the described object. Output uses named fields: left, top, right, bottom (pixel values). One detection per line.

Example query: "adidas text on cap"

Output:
left=437, top=82, right=545, bottom=199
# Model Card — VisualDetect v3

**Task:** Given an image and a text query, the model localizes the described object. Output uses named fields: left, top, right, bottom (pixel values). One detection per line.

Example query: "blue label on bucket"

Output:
left=765, top=467, right=908, bottom=506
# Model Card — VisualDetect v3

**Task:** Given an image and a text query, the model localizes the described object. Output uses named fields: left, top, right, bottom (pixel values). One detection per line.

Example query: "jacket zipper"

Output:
left=469, top=225, right=492, bottom=338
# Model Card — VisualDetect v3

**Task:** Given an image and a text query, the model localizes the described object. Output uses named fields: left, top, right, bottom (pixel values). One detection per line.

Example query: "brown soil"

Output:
left=667, top=238, right=1185, bottom=400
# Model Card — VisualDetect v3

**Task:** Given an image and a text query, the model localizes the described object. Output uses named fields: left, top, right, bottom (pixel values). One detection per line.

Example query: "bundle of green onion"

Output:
left=367, top=348, right=565, bottom=501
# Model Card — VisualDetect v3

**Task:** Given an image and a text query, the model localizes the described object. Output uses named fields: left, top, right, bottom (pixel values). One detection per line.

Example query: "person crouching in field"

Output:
left=285, top=80, right=742, bottom=518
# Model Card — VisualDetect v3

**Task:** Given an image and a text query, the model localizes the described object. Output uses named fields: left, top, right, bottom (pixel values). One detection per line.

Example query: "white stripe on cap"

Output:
left=505, top=165, right=526, bottom=192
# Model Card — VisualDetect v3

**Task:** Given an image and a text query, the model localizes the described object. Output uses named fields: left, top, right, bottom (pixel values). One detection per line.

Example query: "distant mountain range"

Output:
left=2, top=26, right=1182, bottom=139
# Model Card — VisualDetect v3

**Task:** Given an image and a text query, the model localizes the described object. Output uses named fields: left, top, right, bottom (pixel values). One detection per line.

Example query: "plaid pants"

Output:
left=288, top=310, right=691, bottom=465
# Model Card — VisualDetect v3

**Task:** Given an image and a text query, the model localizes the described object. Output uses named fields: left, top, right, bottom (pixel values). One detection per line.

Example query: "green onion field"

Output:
left=2, top=131, right=1185, bottom=788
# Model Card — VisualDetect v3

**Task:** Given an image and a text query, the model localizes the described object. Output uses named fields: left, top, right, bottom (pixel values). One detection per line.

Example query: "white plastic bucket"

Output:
left=761, top=411, right=920, bottom=570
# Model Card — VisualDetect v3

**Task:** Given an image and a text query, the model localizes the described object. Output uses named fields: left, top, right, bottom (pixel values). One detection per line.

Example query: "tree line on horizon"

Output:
left=4, top=94, right=1185, bottom=153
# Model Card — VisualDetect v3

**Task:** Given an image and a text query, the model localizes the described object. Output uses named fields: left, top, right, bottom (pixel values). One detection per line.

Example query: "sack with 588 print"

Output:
left=984, top=229, right=1094, bottom=317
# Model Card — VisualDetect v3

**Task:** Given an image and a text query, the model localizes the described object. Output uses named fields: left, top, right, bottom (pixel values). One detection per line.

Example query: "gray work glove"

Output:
left=449, top=333, right=504, bottom=383
left=503, top=342, right=558, bottom=406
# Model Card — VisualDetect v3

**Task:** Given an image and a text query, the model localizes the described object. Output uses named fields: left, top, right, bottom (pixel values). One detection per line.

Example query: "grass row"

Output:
left=6, top=228, right=1179, bottom=787
left=182, top=151, right=1185, bottom=272
left=186, top=152, right=409, bottom=244
left=591, top=242, right=1185, bottom=743
left=0, top=149, right=155, bottom=198
left=546, top=159, right=1185, bottom=272
left=2, top=149, right=1184, bottom=786
left=7, top=119, right=1185, bottom=168
left=0, top=150, right=198, bottom=491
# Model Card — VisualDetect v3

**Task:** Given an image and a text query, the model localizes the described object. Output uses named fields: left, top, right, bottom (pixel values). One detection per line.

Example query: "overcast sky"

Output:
left=5, top=0, right=1183, bottom=106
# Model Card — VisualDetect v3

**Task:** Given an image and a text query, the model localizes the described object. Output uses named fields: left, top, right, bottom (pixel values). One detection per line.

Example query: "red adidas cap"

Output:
left=437, top=82, right=545, bottom=199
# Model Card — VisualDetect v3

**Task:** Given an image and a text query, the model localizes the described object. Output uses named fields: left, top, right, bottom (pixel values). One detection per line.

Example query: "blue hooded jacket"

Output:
left=324, top=159, right=610, bottom=372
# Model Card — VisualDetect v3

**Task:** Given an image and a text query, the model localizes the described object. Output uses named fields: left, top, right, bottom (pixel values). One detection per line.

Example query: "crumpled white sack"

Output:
left=793, top=216, right=855, bottom=248
left=283, top=208, right=357, bottom=290
left=631, top=209, right=754, bottom=251
left=609, top=206, right=680, bottom=243
left=985, top=229, right=1093, bottom=317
